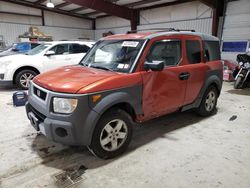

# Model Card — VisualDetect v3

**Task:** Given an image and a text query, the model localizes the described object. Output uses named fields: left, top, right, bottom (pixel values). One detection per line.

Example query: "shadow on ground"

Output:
left=29, top=110, right=211, bottom=173
left=0, top=86, right=19, bottom=92
left=227, top=88, right=250, bottom=96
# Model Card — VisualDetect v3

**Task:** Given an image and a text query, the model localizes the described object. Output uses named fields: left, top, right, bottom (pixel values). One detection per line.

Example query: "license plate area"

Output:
left=28, top=112, right=40, bottom=131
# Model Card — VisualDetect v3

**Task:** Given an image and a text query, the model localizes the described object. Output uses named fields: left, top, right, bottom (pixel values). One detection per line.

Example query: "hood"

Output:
left=0, top=51, right=18, bottom=57
left=0, top=54, right=31, bottom=61
left=33, top=65, right=119, bottom=93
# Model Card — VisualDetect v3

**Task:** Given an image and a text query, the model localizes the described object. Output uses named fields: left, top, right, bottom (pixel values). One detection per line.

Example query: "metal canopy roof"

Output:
left=0, top=0, right=221, bottom=35
left=0, top=0, right=216, bottom=20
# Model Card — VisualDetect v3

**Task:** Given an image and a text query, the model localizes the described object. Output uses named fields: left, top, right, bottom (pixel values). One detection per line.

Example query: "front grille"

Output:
left=33, top=86, right=47, bottom=101
left=30, top=105, right=46, bottom=122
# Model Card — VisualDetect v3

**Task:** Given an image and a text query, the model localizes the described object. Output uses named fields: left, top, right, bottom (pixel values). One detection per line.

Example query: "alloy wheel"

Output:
left=100, top=119, right=128, bottom=151
left=205, top=90, right=216, bottom=112
left=20, top=73, right=34, bottom=88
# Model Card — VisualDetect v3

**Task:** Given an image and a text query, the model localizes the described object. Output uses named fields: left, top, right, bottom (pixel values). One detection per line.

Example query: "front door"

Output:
left=141, top=37, right=188, bottom=120
left=43, top=43, right=71, bottom=71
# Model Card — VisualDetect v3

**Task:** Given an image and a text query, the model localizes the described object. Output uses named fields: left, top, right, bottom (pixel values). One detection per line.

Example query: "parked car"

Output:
left=0, top=41, right=94, bottom=89
left=0, top=42, right=40, bottom=57
left=26, top=30, right=223, bottom=159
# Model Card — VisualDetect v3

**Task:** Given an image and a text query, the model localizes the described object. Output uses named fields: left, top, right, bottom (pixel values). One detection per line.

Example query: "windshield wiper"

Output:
left=90, top=65, right=114, bottom=72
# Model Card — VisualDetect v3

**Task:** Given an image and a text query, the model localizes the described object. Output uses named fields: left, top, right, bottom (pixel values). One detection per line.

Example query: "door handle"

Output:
left=179, top=72, right=190, bottom=80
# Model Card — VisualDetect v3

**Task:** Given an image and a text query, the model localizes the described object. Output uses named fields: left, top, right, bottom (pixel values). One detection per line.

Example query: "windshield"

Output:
left=26, top=44, right=51, bottom=55
left=80, top=39, right=145, bottom=73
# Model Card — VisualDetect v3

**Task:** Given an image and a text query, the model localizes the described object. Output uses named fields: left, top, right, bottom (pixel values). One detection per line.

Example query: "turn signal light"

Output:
left=92, top=94, right=102, bottom=103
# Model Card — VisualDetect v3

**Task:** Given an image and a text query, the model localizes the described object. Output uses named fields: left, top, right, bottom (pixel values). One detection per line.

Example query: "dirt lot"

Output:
left=0, top=82, right=250, bottom=188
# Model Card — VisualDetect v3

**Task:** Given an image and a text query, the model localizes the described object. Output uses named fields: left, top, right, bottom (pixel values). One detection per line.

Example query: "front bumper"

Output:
left=0, top=80, right=13, bottom=87
left=26, top=82, right=100, bottom=146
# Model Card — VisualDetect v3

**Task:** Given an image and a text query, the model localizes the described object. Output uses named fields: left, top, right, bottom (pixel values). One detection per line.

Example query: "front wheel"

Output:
left=196, top=86, right=218, bottom=116
left=234, top=76, right=244, bottom=89
left=15, top=70, right=37, bottom=90
left=88, top=109, right=133, bottom=159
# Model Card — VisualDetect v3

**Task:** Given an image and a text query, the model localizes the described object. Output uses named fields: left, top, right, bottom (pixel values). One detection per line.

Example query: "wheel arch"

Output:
left=181, top=74, right=222, bottom=112
left=13, top=66, right=40, bottom=84
left=83, top=91, right=141, bottom=146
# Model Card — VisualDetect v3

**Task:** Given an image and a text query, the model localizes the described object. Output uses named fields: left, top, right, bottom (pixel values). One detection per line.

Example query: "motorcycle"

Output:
left=233, top=54, right=250, bottom=89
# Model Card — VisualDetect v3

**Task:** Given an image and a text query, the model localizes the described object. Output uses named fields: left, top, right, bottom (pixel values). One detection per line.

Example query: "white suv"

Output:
left=0, top=41, right=94, bottom=89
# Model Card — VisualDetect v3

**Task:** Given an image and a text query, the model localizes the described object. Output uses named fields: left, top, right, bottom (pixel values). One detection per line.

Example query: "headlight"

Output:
left=53, top=97, right=78, bottom=114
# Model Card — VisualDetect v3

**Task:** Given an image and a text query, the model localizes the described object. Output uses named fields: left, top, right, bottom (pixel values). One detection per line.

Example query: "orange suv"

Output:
left=26, top=29, right=223, bottom=159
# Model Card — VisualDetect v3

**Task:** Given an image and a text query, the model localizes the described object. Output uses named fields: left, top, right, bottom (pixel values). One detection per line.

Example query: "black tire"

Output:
left=15, top=69, right=37, bottom=90
left=196, top=86, right=218, bottom=117
left=88, top=109, right=133, bottom=159
left=234, top=76, right=243, bottom=89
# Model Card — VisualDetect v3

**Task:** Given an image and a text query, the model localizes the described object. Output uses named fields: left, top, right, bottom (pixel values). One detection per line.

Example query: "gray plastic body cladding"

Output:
left=89, top=85, right=143, bottom=115
left=181, top=69, right=223, bottom=111
left=26, top=87, right=98, bottom=145
left=26, top=82, right=143, bottom=146
left=85, top=85, right=143, bottom=144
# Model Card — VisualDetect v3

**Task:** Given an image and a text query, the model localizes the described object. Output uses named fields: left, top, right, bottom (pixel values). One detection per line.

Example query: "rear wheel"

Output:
left=196, top=86, right=218, bottom=116
left=234, top=76, right=243, bottom=89
left=88, top=109, right=133, bottom=159
left=15, top=70, right=37, bottom=90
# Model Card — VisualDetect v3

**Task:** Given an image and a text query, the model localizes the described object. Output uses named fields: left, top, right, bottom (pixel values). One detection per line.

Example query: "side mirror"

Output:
left=144, top=61, right=164, bottom=71
left=45, top=50, right=55, bottom=56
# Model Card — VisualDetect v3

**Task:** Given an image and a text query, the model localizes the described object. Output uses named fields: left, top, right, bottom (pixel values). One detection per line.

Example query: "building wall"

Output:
left=95, top=1, right=212, bottom=39
left=221, top=0, right=250, bottom=60
left=0, top=1, right=93, bottom=46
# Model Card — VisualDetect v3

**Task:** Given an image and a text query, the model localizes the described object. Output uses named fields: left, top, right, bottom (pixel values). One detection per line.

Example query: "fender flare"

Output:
left=182, top=72, right=222, bottom=112
left=82, top=91, right=142, bottom=145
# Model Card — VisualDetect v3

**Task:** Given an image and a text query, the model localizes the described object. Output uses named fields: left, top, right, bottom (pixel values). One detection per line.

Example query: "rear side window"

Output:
left=186, top=40, right=201, bottom=64
left=147, top=40, right=182, bottom=66
left=204, top=41, right=221, bottom=61
left=70, top=44, right=90, bottom=54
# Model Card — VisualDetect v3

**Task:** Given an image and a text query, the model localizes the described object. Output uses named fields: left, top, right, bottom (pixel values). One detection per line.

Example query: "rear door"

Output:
left=182, top=37, right=208, bottom=105
left=140, top=36, right=188, bottom=120
left=68, top=43, right=91, bottom=64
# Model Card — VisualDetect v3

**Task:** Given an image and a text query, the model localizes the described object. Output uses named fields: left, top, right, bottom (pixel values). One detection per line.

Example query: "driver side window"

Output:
left=147, top=40, right=182, bottom=66
left=50, top=44, right=69, bottom=55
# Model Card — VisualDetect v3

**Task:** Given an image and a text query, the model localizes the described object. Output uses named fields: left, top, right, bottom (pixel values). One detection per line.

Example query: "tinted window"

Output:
left=50, top=44, right=69, bottom=55
left=31, top=43, right=40, bottom=49
left=186, top=40, right=201, bottom=64
left=147, top=40, right=181, bottom=66
left=69, top=44, right=90, bottom=54
left=204, top=41, right=221, bottom=61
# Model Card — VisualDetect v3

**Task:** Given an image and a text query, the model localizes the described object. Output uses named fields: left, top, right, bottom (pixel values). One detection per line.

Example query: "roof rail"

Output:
left=127, top=28, right=195, bottom=34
